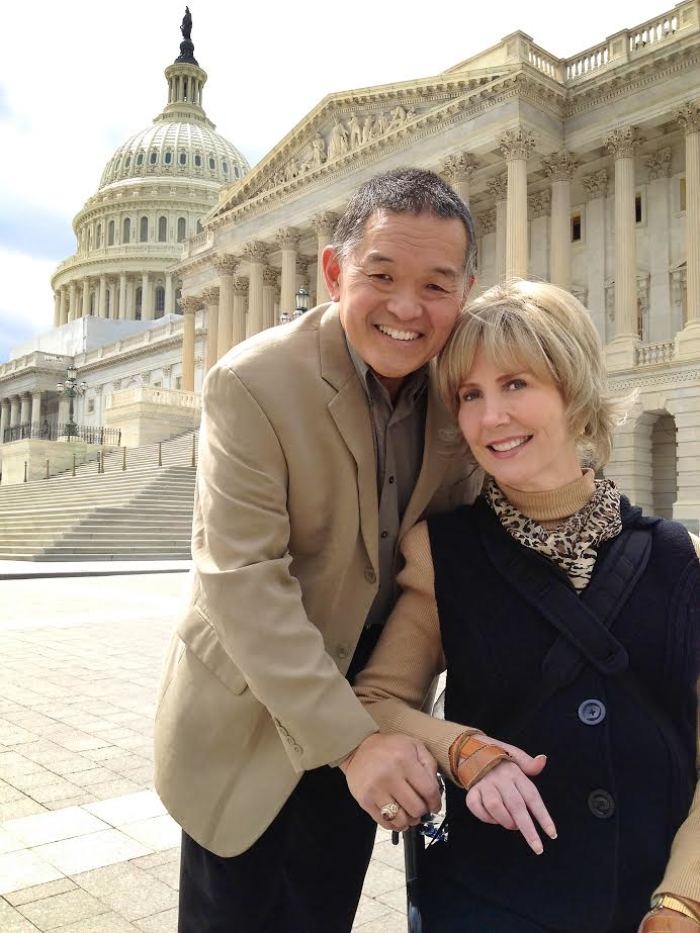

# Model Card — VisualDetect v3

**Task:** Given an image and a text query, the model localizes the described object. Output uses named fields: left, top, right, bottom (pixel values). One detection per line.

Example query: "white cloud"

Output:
left=0, top=247, right=56, bottom=360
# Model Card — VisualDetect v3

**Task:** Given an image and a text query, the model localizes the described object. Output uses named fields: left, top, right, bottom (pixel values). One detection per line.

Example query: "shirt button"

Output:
left=588, top=789, right=615, bottom=819
left=336, top=644, right=349, bottom=660
left=578, top=699, right=606, bottom=726
left=364, top=568, right=377, bottom=584
left=388, top=475, right=395, bottom=484
left=380, top=531, right=388, bottom=539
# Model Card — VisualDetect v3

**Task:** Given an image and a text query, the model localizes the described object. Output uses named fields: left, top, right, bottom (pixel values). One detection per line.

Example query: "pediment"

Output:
left=210, top=69, right=512, bottom=222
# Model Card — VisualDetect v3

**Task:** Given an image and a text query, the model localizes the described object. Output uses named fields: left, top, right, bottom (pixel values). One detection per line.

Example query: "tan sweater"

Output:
left=354, top=473, right=700, bottom=902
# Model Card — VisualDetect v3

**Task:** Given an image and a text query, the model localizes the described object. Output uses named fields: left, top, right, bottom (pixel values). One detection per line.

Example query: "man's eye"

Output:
left=369, top=273, right=391, bottom=282
left=426, top=283, right=447, bottom=293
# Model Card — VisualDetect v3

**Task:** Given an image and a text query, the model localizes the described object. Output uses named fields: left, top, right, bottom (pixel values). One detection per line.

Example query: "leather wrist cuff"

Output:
left=450, top=734, right=511, bottom=790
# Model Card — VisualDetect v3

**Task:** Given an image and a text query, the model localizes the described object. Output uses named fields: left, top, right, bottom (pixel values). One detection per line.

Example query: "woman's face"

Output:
left=457, top=345, right=581, bottom=492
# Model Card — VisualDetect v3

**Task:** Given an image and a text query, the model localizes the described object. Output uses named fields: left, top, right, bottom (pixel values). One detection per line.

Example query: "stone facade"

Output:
left=1, top=3, right=700, bottom=529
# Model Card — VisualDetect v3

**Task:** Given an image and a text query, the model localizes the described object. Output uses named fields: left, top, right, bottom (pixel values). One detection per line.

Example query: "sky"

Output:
left=0, top=0, right=673, bottom=362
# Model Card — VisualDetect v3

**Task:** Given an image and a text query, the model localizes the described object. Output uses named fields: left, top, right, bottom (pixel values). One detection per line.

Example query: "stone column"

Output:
left=675, top=103, right=700, bottom=358
left=9, top=396, right=20, bottom=428
left=119, top=273, right=128, bottom=321
left=244, top=242, right=267, bottom=338
left=527, top=191, right=551, bottom=283
left=68, top=282, right=77, bottom=322
left=475, top=210, right=496, bottom=288
left=126, top=277, right=135, bottom=320
left=643, top=148, right=673, bottom=342
left=312, top=212, right=338, bottom=304
left=98, top=274, right=107, bottom=318
left=59, top=287, right=68, bottom=326
left=232, top=277, right=249, bottom=346
left=81, top=278, right=90, bottom=319
left=277, top=227, right=300, bottom=317
left=30, top=391, right=42, bottom=429
left=202, top=286, right=220, bottom=371
left=605, top=408, right=655, bottom=517
left=604, top=126, right=642, bottom=369
left=164, top=273, right=174, bottom=317
left=0, top=399, right=9, bottom=443
left=53, top=292, right=61, bottom=328
left=214, top=255, right=237, bottom=356
left=141, top=272, right=153, bottom=321
left=672, top=395, right=700, bottom=532
left=582, top=170, right=609, bottom=341
left=441, top=152, right=478, bottom=205
left=542, top=150, right=578, bottom=289
left=179, top=296, right=200, bottom=392
left=499, top=128, right=535, bottom=280
left=263, top=268, right=279, bottom=329
left=19, top=393, right=31, bottom=427
left=487, top=175, right=508, bottom=280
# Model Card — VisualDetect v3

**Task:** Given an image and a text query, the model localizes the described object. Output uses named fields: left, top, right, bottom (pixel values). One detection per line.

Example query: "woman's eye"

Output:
left=506, top=379, right=527, bottom=391
left=460, top=390, right=479, bottom=403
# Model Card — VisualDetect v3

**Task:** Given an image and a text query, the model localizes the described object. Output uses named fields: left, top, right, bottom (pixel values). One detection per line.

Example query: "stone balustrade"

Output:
left=105, top=386, right=201, bottom=410
left=636, top=341, right=675, bottom=366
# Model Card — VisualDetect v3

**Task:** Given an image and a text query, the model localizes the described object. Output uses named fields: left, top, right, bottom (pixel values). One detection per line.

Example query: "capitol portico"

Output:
left=1, top=3, right=699, bottom=532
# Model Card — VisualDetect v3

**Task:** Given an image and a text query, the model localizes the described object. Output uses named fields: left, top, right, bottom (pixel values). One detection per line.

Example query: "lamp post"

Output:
left=293, top=287, right=310, bottom=319
left=56, top=365, right=87, bottom=439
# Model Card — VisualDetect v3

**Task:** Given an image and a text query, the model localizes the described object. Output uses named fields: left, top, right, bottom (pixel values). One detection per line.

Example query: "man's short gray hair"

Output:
left=332, top=168, right=477, bottom=278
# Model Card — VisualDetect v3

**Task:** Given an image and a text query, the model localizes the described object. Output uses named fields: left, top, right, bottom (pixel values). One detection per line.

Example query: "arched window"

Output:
left=149, top=151, right=157, bottom=165
left=155, top=286, right=165, bottom=316
left=108, top=220, right=115, bottom=246
left=105, top=288, right=110, bottom=319
left=123, top=217, right=131, bottom=243
left=96, top=224, right=102, bottom=248
left=179, top=151, right=187, bottom=166
left=125, top=154, right=131, bottom=168
left=158, top=216, right=167, bottom=242
left=136, top=152, right=144, bottom=166
left=194, top=153, right=202, bottom=167
left=140, top=216, right=148, bottom=242
left=177, top=217, right=187, bottom=242
left=175, top=287, right=183, bottom=314
left=222, top=160, right=228, bottom=175
left=208, top=155, right=215, bottom=170
left=164, top=151, right=172, bottom=165
left=135, top=287, right=142, bottom=320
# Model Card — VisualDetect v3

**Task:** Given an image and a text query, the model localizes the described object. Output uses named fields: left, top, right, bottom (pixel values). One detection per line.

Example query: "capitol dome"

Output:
left=98, top=117, right=249, bottom=191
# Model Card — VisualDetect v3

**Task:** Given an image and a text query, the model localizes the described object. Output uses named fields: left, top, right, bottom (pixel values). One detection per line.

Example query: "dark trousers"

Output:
left=178, top=765, right=376, bottom=933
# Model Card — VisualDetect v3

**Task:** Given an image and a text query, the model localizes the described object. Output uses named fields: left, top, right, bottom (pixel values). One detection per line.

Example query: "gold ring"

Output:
left=380, top=802, right=400, bottom=821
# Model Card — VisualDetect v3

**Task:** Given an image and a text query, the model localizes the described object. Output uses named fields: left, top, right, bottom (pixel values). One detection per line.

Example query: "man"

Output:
left=154, top=168, right=482, bottom=932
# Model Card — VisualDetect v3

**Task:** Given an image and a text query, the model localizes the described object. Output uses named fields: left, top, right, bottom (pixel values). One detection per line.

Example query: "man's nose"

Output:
left=385, top=288, right=421, bottom=320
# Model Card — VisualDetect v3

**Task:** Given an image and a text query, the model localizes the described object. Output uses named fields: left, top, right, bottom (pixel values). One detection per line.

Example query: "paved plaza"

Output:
left=0, top=568, right=408, bottom=932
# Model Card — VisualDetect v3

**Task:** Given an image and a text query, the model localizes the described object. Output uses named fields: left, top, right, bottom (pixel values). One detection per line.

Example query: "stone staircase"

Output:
left=0, top=432, right=198, bottom=561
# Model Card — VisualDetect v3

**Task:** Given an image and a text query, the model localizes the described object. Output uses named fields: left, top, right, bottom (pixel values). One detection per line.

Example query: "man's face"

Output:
left=322, top=210, right=472, bottom=398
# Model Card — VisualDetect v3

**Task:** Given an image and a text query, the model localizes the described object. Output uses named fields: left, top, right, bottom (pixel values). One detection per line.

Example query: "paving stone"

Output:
left=0, top=826, right=24, bottom=854
left=3, top=805, right=109, bottom=847
left=119, top=816, right=181, bottom=852
left=0, top=849, right=64, bottom=896
left=0, top=751, right=45, bottom=778
left=0, top=796, right=48, bottom=821
left=84, top=779, right=142, bottom=801
left=360, top=860, right=406, bottom=899
left=67, top=768, right=120, bottom=788
left=375, top=886, right=408, bottom=913
left=45, top=795, right=98, bottom=811
left=354, top=912, right=409, bottom=932
left=353, top=894, right=393, bottom=926
left=0, top=898, right=40, bottom=932
left=0, top=778, right=25, bottom=803
left=73, top=861, right=178, bottom=921
left=5, top=877, right=77, bottom=907
left=35, top=828, right=151, bottom=875
left=84, top=791, right=166, bottom=827
left=133, top=908, right=178, bottom=932
left=52, top=912, right=137, bottom=933
left=28, top=781, right=86, bottom=805
left=17, top=888, right=109, bottom=930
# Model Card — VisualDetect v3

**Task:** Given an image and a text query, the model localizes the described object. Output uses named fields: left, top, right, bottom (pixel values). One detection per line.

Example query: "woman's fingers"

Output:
left=465, top=786, right=498, bottom=824
left=515, top=773, right=557, bottom=840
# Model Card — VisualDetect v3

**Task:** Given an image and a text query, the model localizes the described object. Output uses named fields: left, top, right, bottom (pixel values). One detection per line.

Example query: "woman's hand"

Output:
left=464, top=733, right=557, bottom=855
left=638, top=907, right=700, bottom=931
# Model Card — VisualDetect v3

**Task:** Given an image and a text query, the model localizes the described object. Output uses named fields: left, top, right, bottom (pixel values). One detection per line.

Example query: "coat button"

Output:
left=336, top=644, right=349, bottom=660
left=364, top=568, right=377, bottom=584
left=578, top=699, right=606, bottom=726
left=588, top=789, right=615, bottom=819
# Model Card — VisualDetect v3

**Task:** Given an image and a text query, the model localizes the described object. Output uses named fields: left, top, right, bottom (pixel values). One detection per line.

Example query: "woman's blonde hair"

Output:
left=437, top=280, right=628, bottom=469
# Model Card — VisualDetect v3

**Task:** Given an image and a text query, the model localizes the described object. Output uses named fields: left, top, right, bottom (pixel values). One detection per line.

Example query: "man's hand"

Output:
left=638, top=908, right=700, bottom=932
left=339, top=733, right=441, bottom=832
left=464, top=733, right=557, bottom=855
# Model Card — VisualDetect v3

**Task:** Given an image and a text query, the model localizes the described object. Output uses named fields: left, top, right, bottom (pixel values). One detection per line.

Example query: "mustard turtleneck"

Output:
left=498, top=469, right=596, bottom=528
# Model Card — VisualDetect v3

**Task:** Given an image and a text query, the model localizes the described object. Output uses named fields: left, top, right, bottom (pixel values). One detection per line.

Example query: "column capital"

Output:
left=441, top=152, right=479, bottom=182
left=644, top=147, right=673, bottom=181
left=604, top=127, right=643, bottom=159
left=487, top=173, right=508, bottom=202
left=498, top=127, right=535, bottom=162
left=528, top=189, right=551, bottom=219
left=179, top=295, right=202, bottom=314
left=311, top=212, right=339, bottom=236
left=676, top=101, right=700, bottom=135
left=541, top=149, right=578, bottom=181
left=276, top=227, right=301, bottom=250
left=297, top=256, right=312, bottom=280
left=214, top=254, right=237, bottom=276
left=202, top=286, right=220, bottom=304
left=243, top=241, right=268, bottom=264
left=232, top=276, right=249, bottom=296
left=476, top=209, right=496, bottom=234
left=263, top=267, right=280, bottom=288
left=581, top=169, right=609, bottom=199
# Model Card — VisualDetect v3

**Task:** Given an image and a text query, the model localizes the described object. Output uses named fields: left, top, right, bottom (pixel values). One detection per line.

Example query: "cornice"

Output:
left=75, top=326, right=205, bottom=376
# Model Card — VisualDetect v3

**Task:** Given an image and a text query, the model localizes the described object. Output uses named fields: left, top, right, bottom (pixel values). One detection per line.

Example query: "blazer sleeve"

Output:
left=191, top=363, right=378, bottom=773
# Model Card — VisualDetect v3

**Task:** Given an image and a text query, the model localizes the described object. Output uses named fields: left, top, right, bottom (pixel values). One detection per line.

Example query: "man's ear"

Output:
left=322, top=245, right=342, bottom=301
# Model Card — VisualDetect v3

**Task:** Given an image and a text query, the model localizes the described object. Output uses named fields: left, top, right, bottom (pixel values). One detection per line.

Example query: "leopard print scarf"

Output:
left=483, top=477, right=622, bottom=591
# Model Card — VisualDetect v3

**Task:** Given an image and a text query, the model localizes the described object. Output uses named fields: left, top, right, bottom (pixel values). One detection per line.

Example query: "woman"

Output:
left=352, top=281, right=699, bottom=933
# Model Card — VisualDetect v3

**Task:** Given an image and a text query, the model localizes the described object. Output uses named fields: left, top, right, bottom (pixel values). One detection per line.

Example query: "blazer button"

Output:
left=336, top=644, right=349, bottom=660
left=578, top=699, right=606, bottom=726
left=364, top=568, right=377, bottom=584
left=588, top=789, right=615, bottom=819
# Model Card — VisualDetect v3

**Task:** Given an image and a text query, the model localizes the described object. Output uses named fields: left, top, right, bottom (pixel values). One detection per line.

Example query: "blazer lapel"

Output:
left=320, top=305, right=379, bottom=572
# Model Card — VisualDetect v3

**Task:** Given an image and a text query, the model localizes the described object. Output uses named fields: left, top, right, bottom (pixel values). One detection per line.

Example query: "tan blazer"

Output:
left=154, top=303, right=482, bottom=856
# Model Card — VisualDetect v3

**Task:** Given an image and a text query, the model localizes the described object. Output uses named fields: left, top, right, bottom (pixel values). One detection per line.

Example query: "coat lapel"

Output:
left=319, top=305, right=379, bottom=571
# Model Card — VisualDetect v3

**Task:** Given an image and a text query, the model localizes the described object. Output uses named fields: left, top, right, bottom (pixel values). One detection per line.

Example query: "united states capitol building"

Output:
left=0, top=3, right=699, bottom=533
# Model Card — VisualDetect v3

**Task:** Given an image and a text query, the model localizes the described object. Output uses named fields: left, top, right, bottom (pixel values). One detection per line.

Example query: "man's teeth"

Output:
left=377, top=324, right=420, bottom=342
left=490, top=437, right=529, bottom=452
